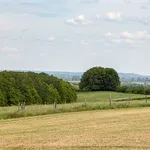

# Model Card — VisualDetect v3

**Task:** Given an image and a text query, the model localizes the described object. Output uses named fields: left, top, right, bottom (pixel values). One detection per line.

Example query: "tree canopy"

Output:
left=0, top=71, right=77, bottom=106
left=79, top=67, right=120, bottom=91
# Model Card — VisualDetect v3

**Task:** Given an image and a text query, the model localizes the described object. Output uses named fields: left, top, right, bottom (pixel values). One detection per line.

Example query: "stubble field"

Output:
left=1, top=107, right=150, bottom=150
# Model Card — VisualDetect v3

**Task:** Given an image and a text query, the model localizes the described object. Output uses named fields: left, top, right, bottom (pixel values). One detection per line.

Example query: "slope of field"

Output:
left=1, top=108, right=150, bottom=150
left=77, top=91, right=146, bottom=102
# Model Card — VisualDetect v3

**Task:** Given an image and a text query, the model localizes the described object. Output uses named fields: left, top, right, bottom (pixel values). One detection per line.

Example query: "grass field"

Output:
left=0, top=92, right=150, bottom=120
left=1, top=107, right=150, bottom=150
left=77, top=91, right=146, bottom=102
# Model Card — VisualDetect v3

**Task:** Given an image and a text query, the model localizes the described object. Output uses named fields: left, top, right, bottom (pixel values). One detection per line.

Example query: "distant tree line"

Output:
left=0, top=71, right=77, bottom=106
left=120, top=77, right=150, bottom=83
left=117, top=85, right=150, bottom=95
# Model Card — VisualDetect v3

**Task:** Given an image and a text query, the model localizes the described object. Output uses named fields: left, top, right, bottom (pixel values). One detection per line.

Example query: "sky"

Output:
left=0, top=0, right=150, bottom=75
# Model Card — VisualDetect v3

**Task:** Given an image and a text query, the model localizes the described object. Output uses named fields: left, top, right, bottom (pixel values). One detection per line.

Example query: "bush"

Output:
left=116, top=86, right=129, bottom=93
left=117, top=85, right=150, bottom=95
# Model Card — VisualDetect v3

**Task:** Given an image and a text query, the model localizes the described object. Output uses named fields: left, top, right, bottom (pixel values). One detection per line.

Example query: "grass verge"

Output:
left=0, top=101, right=150, bottom=120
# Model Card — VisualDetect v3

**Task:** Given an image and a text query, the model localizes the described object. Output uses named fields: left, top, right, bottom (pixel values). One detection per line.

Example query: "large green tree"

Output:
left=0, top=91, right=5, bottom=106
left=79, top=67, right=120, bottom=91
left=0, top=71, right=77, bottom=106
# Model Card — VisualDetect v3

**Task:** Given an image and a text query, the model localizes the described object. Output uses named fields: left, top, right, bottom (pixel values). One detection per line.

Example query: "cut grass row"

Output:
left=1, top=108, right=150, bottom=150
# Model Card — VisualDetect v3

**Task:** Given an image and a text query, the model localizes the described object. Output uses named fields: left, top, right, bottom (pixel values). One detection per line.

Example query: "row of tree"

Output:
left=0, top=71, right=77, bottom=106
left=117, top=85, right=150, bottom=95
left=79, top=66, right=150, bottom=95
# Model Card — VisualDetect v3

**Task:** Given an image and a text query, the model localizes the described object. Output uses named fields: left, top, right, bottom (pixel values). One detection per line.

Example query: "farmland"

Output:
left=1, top=107, right=150, bottom=150
left=77, top=91, right=147, bottom=102
left=0, top=92, right=150, bottom=120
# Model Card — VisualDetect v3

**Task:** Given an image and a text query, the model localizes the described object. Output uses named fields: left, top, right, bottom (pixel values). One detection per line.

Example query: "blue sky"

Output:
left=0, top=0, right=150, bottom=75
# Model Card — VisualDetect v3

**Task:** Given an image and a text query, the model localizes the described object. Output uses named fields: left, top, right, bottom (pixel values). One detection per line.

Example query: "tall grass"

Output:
left=0, top=99, right=150, bottom=120
left=0, top=92, right=149, bottom=120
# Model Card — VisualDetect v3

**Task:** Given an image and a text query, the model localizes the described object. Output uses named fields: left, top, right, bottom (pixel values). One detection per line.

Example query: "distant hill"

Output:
left=1, top=70, right=150, bottom=82
left=119, top=73, right=150, bottom=79
left=41, top=72, right=150, bottom=83
left=119, top=73, right=150, bottom=83
left=44, top=71, right=150, bottom=80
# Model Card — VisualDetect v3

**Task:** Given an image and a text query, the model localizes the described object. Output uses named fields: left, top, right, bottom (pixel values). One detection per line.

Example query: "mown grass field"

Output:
left=0, top=92, right=150, bottom=120
left=1, top=107, right=150, bottom=150
left=77, top=91, right=146, bottom=102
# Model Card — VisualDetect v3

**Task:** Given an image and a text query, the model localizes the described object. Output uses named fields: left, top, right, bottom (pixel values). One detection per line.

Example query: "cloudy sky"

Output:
left=0, top=0, right=150, bottom=75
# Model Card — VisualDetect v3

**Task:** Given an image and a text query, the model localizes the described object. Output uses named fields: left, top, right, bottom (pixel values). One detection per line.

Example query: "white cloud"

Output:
left=124, top=0, right=130, bottom=4
left=7, top=53, right=20, bottom=59
left=104, top=32, right=121, bottom=44
left=48, top=36, right=56, bottom=42
left=124, top=39, right=136, bottom=44
left=0, top=13, right=34, bottom=31
left=105, top=12, right=122, bottom=21
left=39, top=53, right=45, bottom=56
left=65, top=15, right=93, bottom=26
left=104, top=31, right=150, bottom=45
left=121, top=32, right=133, bottom=39
left=0, top=14, right=12, bottom=30
left=0, top=23, right=9, bottom=30
left=122, top=31, right=150, bottom=44
left=1, top=46, right=19, bottom=53
left=0, top=46, right=20, bottom=60
left=121, top=31, right=150, bottom=40
left=92, top=52, right=96, bottom=56
left=135, top=31, right=150, bottom=40
left=137, top=16, right=150, bottom=25
left=104, top=32, right=115, bottom=38
left=66, top=18, right=78, bottom=25
left=80, top=40, right=89, bottom=45
left=103, top=12, right=150, bottom=25
left=96, top=13, right=100, bottom=20
left=76, top=15, right=84, bottom=21
left=140, top=1, right=150, bottom=10
left=81, top=0, right=100, bottom=4
left=64, top=39, right=72, bottom=44
left=110, top=39, right=122, bottom=44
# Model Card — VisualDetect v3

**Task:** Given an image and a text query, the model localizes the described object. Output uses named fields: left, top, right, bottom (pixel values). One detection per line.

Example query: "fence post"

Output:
left=23, top=102, right=26, bottom=111
left=109, top=94, right=112, bottom=106
left=129, top=97, right=131, bottom=105
left=146, top=95, right=148, bottom=104
left=84, top=98, right=87, bottom=106
left=53, top=101, right=57, bottom=109
left=18, top=102, right=21, bottom=111
left=21, top=102, right=25, bottom=111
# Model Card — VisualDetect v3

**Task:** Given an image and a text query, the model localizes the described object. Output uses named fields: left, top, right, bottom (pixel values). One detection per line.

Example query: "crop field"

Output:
left=1, top=107, right=150, bottom=150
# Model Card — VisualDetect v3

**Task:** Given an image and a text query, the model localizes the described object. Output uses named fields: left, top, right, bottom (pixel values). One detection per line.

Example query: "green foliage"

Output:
left=116, top=86, right=129, bottom=93
left=0, top=91, right=149, bottom=120
left=1, top=101, right=150, bottom=120
left=39, top=83, right=61, bottom=104
left=0, top=91, right=5, bottom=106
left=79, top=67, right=120, bottom=91
left=58, top=81, right=77, bottom=103
left=117, top=85, right=150, bottom=95
left=0, top=71, right=77, bottom=106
